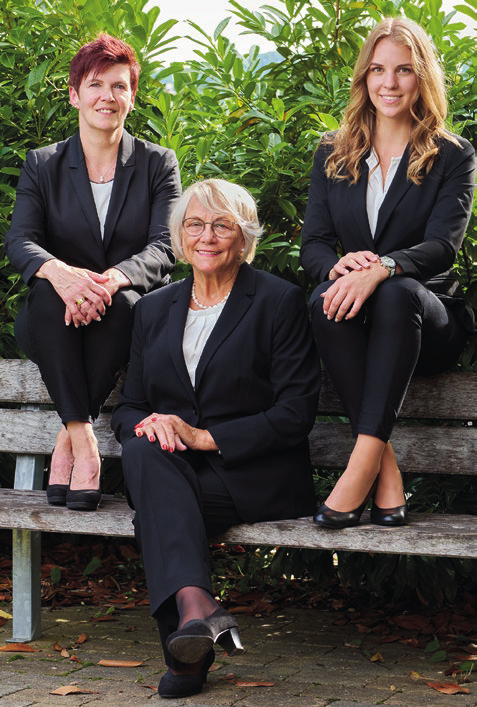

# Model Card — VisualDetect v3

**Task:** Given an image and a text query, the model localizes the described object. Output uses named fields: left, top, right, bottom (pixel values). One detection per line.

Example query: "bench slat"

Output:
left=1, top=409, right=475, bottom=474
left=0, top=489, right=475, bottom=560
left=1, top=359, right=475, bottom=420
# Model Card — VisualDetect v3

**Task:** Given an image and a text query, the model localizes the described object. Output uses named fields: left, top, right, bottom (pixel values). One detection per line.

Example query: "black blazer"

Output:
left=301, top=135, right=475, bottom=331
left=5, top=130, right=181, bottom=292
left=112, top=264, right=320, bottom=523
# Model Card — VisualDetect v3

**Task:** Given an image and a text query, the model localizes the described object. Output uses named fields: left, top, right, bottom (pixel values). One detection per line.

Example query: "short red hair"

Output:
left=69, top=34, right=140, bottom=98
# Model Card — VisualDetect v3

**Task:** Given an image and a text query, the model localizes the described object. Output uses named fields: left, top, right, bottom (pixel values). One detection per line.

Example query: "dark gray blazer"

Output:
left=5, top=130, right=181, bottom=292
left=112, top=264, right=320, bottom=523
left=301, top=135, right=475, bottom=332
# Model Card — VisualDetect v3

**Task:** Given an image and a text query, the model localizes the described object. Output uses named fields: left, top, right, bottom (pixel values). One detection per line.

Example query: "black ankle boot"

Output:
left=166, top=607, right=243, bottom=663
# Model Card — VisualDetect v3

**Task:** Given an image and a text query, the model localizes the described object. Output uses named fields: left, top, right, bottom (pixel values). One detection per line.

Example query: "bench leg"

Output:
left=11, top=529, right=42, bottom=642
left=9, top=452, right=45, bottom=642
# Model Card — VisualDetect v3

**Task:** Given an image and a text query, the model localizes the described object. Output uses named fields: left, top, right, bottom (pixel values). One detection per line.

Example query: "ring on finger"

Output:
left=76, top=297, right=85, bottom=307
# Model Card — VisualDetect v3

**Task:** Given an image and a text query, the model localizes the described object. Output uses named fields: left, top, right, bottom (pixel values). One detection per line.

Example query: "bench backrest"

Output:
left=0, top=359, right=475, bottom=475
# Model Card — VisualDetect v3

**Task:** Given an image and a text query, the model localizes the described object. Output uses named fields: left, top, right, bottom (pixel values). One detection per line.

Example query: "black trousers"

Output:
left=15, top=279, right=139, bottom=424
left=310, top=276, right=468, bottom=443
left=121, top=436, right=241, bottom=668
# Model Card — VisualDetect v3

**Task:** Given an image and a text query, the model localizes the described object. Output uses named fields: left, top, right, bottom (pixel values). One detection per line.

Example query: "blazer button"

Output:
left=192, top=407, right=197, bottom=415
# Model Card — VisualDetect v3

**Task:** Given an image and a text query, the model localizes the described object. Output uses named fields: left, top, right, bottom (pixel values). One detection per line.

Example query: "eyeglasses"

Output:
left=182, top=218, right=237, bottom=239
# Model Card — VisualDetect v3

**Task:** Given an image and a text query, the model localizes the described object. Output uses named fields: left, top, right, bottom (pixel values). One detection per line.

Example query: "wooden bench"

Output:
left=0, top=358, right=476, bottom=642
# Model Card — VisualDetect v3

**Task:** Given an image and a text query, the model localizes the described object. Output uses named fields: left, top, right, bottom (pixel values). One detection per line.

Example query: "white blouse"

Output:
left=366, top=149, right=402, bottom=238
left=90, top=180, right=114, bottom=240
left=182, top=303, right=227, bottom=388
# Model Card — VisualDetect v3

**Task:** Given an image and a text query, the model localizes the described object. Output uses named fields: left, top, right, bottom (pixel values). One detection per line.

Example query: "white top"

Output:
left=183, top=303, right=227, bottom=388
left=90, top=180, right=114, bottom=240
left=366, top=149, right=402, bottom=237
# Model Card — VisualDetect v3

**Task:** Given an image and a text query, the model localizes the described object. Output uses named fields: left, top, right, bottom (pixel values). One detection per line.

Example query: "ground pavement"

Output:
left=0, top=605, right=475, bottom=706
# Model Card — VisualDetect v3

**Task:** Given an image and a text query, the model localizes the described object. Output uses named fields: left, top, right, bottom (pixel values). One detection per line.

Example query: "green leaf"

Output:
left=50, top=566, right=61, bottom=585
left=428, top=650, right=448, bottom=663
left=424, top=639, right=441, bottom=653
left=317, top=112, right=340, bottom=130
left=83, top=556, right=102, bottom=577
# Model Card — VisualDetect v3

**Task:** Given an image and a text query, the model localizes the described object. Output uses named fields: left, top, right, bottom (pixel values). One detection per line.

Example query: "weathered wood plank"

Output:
left=0, top=359, right=120, bottom=407
left=309, top=422, right=477, bottom=475
left=0, top=409, right=475, bottom=474
left=318, top=369, right=477, bottom=419
left=1, top=359, right=475, bottom=419
left=0, top=489, right=476, bottom=559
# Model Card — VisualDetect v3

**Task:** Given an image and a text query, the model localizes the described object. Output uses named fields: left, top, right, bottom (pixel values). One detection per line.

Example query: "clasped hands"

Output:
left=134, top=414, right=218, bottom=453
left=323, top=250, right=389, bottom=322
left=37, top=259, right=130, bottom=327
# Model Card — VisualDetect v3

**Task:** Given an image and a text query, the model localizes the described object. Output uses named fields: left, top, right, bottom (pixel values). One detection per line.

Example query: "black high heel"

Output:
left=158, top=649, right=215, bottom=698
left=66, top=484, right=101, bottom=511
left=166, top=607, right=243, bottom=664
left=314, top=479, right=377, bottom=529
left=47, top=484, right=69, bottom=506
left=371, top=501, right=408, bottom=526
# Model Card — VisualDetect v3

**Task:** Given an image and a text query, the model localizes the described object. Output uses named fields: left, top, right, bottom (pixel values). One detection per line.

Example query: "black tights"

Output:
left=310, top=276, right=468, bottom=442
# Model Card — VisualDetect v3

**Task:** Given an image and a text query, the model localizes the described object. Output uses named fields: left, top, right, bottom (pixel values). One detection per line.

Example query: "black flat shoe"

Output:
left=158, top=649, right=215, bottom=699
left=166, top=607, right=243, bottom=664
left=46, top=484, right=69, bottom=506
left=314, top=480, right=377, bottom=529
left=371, top=501, right=408, bottom=526
left=66, top=487, right=101, bottom=511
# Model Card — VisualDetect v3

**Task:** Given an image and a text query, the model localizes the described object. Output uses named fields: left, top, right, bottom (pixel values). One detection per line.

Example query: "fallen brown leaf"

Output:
left=427, top=682, right=470, bottom=695
left=409, top=670, right=422, bottom=681
left=234, top=680, right=276, bottom=687
left=370, top=652, right=384, bottom=662
left=75, top=633, right=88, bottom=644
left=97, top=659, right=144, bottom=668
left=50, top=685, right=98, bottom=695
left=0, top=643, right=39, bottom=652
left=90, top=616, right=118, bottom=622
left=53, top=642, right=62, bottom=652
left=393, top=615, right=433, bottom=632
left=60, top=648, right=70, bottom=658
left=69, top=655, right=81, bottom=663
left=456, top=654, right=477, bottom=661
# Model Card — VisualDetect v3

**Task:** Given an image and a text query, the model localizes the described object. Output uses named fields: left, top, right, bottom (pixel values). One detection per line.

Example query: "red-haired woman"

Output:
left=6, top=35, right=181, bottom=511
left=301, top=18, right=475, bottom=529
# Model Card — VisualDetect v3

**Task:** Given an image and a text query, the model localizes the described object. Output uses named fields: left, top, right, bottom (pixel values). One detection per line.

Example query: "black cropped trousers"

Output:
left=15, top=279, right=139, bottom=424
left=121, top=437, right=241, bottom=669
left=310, top=276, right=468, bottom=443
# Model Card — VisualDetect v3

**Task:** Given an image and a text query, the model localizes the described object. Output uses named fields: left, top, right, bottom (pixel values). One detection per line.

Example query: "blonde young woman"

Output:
left=301, top=17, right=475, bottom=529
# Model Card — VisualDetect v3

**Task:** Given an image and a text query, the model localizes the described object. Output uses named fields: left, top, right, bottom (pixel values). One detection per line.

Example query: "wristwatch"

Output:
left=379, top=256, right=396, bottom=278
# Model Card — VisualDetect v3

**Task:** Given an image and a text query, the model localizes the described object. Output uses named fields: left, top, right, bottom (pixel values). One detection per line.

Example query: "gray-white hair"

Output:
left=169, top=178, right=263, bottom=264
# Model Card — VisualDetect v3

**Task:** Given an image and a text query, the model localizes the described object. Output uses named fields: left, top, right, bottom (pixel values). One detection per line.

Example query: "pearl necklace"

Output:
left=191, top=282, right=231, bottom=310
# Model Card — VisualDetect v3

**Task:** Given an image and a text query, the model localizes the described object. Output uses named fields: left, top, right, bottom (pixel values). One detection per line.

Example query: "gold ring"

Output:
left=76, top=297, right=85, bottom=307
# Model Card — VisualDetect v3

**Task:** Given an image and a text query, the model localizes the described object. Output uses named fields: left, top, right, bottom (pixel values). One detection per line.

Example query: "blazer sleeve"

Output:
left=208, top=285, right=320, bottom=467
left=112, top=146, right=180, bottom=292
left=4, top=149, right=55, bottom=285
left=386, top=137, right=475, bottom=279
left=300, top=143, right=340, bottom=284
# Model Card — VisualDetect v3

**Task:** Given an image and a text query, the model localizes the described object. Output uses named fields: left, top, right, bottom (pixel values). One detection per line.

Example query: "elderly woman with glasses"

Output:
left=111, top=178, right=320, bottom=699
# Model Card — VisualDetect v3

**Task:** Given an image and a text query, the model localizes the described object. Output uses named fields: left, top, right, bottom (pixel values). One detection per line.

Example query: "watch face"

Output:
left=381, top=256, right=395, bottom=268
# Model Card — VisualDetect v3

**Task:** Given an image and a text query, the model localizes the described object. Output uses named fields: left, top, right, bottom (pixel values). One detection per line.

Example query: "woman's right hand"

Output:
left=36, top=259, right=112, bottom=327
left=330, top=250, right=379, bottom=279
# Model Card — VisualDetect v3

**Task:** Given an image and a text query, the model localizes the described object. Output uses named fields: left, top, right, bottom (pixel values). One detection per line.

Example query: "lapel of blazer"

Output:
left=103, top=130, right=135, bottom=251
left=168, top=274, right=198, bottom=401
left=194, top=264, right=255, bottom=392
left=68, top=133, right=102, bottom=246
left=373, top=144, right=413, bottom=246
left=348, top=156, right=376, bottom=251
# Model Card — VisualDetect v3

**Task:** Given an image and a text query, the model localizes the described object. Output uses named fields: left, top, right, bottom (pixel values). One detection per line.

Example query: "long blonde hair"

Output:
left=325, top=17, right=458, bottom=184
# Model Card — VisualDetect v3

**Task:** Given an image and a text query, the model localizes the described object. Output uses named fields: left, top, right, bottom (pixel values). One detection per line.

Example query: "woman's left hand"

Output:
left=321, top=264, right=388, bottom=321
left=134, top=414, right=219, bottom=453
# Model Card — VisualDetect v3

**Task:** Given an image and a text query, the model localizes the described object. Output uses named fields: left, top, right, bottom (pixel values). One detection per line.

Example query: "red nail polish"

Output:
left=162, top=444, right=167, bottom=450
left=149, top=435, right=155, bottom=442
left=169, top=447, right=174, bottom=453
